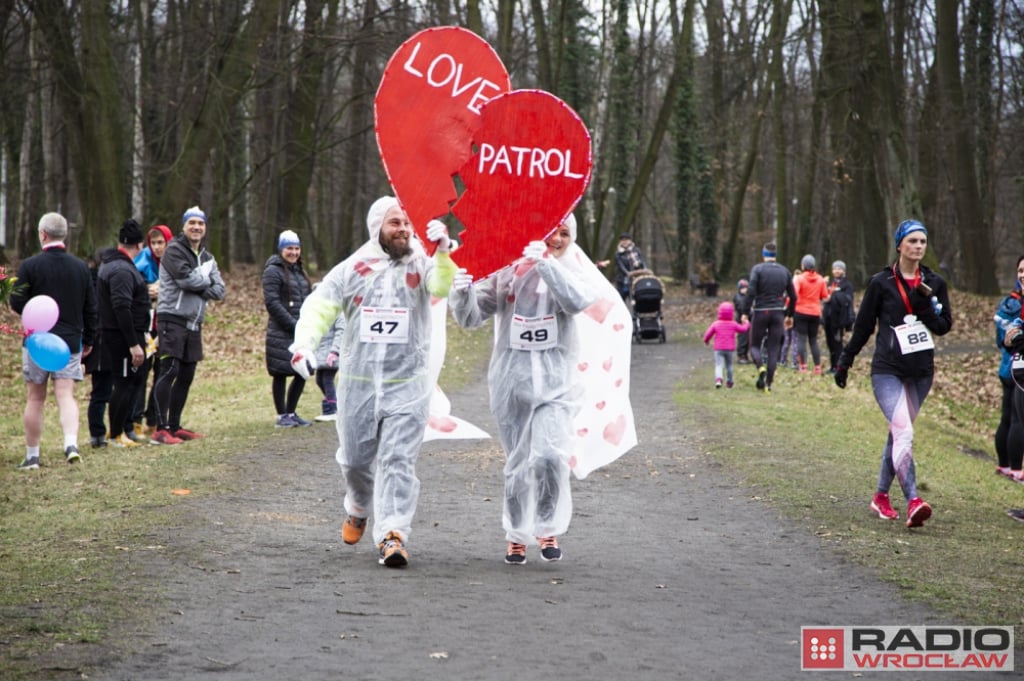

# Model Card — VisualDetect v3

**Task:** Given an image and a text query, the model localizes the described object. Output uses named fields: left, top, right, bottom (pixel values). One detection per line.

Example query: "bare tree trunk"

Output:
left=936, top=0, right=997, bottom=293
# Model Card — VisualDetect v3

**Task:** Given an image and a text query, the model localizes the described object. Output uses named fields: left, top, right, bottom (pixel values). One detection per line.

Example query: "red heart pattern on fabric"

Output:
left=375, top=27, right=510, bottom=245
left=602, top=414, right=627, bottom=446
left=451, top=89, right=593, bottom=279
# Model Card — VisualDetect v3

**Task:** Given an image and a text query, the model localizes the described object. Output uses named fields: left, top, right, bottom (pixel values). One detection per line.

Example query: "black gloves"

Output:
left=834, top=366, right=848, bottom=389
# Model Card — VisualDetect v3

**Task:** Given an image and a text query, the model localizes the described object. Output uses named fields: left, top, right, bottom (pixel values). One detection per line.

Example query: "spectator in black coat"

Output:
left=263, top=230, right=313, bottom=427
left=11, top=212, right=97, bottom=469
left=823, top=260, right=855, bottom=372
left=96, top=220, right=152, bottom=448
left=733, top=278, right=752, bottom=362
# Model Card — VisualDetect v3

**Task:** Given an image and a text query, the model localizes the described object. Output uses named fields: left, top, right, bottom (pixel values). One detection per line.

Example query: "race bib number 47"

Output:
left=360, top=307, right=410, bottom=344
left=894, top=321, right=934, bottom=355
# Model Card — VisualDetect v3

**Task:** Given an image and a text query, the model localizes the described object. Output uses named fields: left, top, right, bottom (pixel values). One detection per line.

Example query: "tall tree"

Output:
left=30, top=0, right=129, bottom=253
left=935, top=0, right=997, bottom=293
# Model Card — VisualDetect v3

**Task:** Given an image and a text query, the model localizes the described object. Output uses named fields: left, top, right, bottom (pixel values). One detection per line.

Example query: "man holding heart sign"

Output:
left=289, top=196, right=457, bottom=568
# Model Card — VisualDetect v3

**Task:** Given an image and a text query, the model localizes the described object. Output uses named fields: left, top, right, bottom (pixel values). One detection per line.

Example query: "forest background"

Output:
left=0, top=0, right=1022, bottom=292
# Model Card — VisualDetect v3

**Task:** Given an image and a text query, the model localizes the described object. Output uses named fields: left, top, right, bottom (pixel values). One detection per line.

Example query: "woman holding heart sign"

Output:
left=450, top=214, right=635, bottom=565
left=833, top=220, right=952, bottom=528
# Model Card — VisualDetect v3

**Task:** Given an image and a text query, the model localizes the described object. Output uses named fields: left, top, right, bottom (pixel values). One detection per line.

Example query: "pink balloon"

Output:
left=22, top=294, right=59, bottom=333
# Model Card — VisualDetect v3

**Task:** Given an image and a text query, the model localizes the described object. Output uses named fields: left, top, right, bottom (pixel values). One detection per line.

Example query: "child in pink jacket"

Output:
left=703, top=302, right=751, bottom=388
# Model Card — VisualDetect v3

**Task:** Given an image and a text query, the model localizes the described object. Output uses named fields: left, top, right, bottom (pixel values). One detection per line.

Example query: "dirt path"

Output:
left=97, top=335, right=1012, bottom=680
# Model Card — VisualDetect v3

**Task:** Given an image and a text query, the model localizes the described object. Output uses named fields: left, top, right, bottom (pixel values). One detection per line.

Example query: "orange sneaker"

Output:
left=341, top=515, right=367, bottom=545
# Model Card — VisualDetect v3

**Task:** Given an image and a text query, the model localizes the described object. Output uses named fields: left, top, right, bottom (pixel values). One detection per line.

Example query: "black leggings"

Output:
left=272, top=374, right=306, bottom=415
left=995, top=376, right=1014, bottom=468
left=749, top=309, right=786, bottom=386
left=153, top=357, right=197, bottom=431
left=1006, top=379, right=1024, bottom=470
left=793, top=313, right=822, bottom=367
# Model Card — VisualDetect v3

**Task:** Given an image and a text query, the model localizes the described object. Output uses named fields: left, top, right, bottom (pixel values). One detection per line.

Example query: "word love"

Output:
left=402, top=41, right=505, bottom=114
left=476, top=143, right=587, bottom=180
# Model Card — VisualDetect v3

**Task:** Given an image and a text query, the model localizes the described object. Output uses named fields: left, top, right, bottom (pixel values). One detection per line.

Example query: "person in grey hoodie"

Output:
left=151, top=205, right=226, bottom=445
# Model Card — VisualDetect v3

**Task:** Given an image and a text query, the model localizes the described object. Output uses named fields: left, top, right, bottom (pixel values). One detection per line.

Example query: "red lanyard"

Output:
left=892, top=263, right=919, bottom=315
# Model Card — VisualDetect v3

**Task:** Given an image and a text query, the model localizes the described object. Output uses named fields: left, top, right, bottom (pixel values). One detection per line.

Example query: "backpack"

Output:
left=841, top=294, right=855, bottom=331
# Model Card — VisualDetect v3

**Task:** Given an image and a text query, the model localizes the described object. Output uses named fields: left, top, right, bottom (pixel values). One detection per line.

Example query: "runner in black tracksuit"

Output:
left=743, top=242, right=795, bottom=393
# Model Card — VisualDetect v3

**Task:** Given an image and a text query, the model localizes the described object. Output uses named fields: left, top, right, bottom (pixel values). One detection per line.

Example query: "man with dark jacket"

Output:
left=97, top=220, right=152, bottom=448
left=11, top=212, right=97, bottom=469
left=743, top=241, right=796, bottom=393
left=823, top=259, right=855, bottom=372
left=150, top=206, right=226, bottom=445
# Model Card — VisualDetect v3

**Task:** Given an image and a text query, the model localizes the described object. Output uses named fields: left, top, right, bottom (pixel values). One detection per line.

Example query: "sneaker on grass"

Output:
left=1006, top=508, right=1024, bottom=523
left=64, top=445, right=81, bottom=464
left=290, top=413, right=312, bottom=427
left=504, top=542, right=527, bottom=565
left=113, top=433, right=141, bottom=448
left=377, top=531, right=409, bottom=568
left=275, top=414, right=297, bottom=428
left=906, top=497, right=932, bottom=528
left=172, top=427, right=204, bottom=440
left=870, top=492, right=899, bottom=520
left=16, top=456, right=40, bottom=471
left=151, top=429, right=184, bottom=445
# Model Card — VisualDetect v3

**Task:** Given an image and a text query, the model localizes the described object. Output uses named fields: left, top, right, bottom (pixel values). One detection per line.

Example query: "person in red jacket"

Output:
left=792, top=254, right=830, bottom=374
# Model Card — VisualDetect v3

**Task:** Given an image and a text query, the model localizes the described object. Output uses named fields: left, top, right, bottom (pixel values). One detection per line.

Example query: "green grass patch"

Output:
left=674, top=321, right=1024, bottom=626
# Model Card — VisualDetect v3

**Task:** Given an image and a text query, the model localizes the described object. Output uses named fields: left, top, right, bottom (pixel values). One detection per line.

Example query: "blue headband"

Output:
left=894, top=219, right=927, bottom=247
left=762, top=247, right=776, bottom=258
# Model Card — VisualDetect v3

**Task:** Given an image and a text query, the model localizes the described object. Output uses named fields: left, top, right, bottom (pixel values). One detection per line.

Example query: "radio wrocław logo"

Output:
left=801, top=626, right=1014, bottom=671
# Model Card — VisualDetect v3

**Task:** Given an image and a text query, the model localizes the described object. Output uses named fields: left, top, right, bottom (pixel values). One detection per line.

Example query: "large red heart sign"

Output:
left=375, top=26, right=511, bottom=245
left=451, top=89, right=593, bottom=279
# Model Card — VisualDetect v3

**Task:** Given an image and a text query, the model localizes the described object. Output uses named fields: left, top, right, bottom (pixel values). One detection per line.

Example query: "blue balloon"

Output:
left=26, top=332, right=71, bottom=372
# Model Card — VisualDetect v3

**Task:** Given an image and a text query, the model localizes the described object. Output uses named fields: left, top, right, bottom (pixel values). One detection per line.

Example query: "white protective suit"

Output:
left=291, top=197, right=456, bottom=545
left=450, top=216, right=636, bottom=544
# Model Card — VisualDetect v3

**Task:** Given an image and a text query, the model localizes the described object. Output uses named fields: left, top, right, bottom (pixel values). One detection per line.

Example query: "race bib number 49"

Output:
left=360, top=307, right=410, bottom=344
left=894, top=321, right=934, bottom=355
left=510, top=314, right=557, bottom=351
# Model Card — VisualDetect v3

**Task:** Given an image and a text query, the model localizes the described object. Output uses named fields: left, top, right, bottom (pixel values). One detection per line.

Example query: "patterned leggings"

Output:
left=871, top=373, right=933, bottom=502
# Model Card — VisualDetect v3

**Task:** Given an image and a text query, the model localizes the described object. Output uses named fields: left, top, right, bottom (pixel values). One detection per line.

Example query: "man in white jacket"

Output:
left=289, top=196, right=456, bottom=568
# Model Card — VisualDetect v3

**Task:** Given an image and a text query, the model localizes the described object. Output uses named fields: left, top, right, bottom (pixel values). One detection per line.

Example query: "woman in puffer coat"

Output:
left=263, top=230, right=312, bottom=427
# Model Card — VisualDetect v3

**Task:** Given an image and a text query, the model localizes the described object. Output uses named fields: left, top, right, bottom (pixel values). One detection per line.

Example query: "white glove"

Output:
left=200, top=259, right=215, bottom=277
left=452, top=267, right=474, bottom=292
left=426, top=220, right=451, bottom=253
left=523, top=240, right=547, bottom=262
left=289, top=345, right=317, bottom=380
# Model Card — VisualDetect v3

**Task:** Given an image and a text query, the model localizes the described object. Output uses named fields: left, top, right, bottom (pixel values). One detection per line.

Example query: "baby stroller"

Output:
left=629, top=269, right=666, bottom=343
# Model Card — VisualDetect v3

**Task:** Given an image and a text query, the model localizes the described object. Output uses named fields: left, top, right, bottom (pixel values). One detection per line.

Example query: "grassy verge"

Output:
left=0, top=266, right=493, bottom=680
left=672, top=317, right=1024, bottom=627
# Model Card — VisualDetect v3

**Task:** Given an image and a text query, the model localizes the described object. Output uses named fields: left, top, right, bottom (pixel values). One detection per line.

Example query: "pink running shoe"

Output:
left=870, top=492, right=899, bottom=520
left=906, top=497, right=932, bottom=528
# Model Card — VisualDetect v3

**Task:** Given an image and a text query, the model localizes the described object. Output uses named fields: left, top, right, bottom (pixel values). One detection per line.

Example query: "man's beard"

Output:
left=380, top=233, right=412, bottom=260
